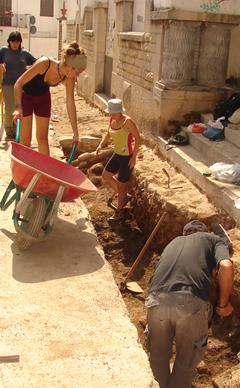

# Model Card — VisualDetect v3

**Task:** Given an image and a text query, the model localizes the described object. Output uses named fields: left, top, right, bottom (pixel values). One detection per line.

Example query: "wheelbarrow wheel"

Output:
left=17, top=197, right=47, bottom=250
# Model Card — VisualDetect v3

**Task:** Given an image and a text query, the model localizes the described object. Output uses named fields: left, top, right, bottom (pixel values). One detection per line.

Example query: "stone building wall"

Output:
left=117, top=36, right=154, bottom=91
left=78, top=27, right=95, bottom=101
left=80, top=30, right=95, bottom=59
left=66, top=22, right=76, bottom=43
left=77, top=0, right=240, bottom=135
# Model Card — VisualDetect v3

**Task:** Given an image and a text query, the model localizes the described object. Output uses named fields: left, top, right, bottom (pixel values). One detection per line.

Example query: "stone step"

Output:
left=185, top=131, right=240, bottom=165
left=156, top=136, right=240, bottom=223
left=94, top=92, right=109, bottom=112
left=225, top=126, right=240, bottom=149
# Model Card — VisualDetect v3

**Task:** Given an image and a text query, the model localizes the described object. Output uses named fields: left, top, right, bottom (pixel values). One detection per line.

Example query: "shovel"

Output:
left=120, top=211, right=167, bottom=293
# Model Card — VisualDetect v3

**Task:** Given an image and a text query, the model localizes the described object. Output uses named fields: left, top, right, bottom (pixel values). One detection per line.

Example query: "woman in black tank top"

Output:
left=13, top=41, right=87, bottom=155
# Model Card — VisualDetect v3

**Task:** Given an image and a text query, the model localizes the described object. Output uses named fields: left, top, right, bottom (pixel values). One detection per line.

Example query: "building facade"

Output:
left=0, top=0, right=78, bottom=58
left=76, top=0, right=240, bottom=134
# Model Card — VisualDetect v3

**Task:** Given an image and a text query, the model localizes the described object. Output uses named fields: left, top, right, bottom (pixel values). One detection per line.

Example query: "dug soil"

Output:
left=51, top=85, right=240, bottom=387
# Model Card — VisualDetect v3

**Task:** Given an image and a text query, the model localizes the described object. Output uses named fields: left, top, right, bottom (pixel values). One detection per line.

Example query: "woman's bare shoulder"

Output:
left=34, top=56, right=51, bottom=70
left=123, top=116, right=134, bottom=127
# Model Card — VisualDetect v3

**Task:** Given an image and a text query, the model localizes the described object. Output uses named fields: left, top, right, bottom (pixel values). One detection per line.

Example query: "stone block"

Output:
left=153, top=86, right=222, bottom=131
left=59, top=136, right=102, bottom=157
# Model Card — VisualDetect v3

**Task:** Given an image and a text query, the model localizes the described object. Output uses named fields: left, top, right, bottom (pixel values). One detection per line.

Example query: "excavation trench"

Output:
left=82, top=145, right=240, bottom=388
left=51, top=87, right=240, bottom=386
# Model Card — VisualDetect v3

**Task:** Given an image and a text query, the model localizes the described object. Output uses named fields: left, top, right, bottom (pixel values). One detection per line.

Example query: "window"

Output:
left=84, top=8, right=93, bottom=30
left=40, top=0, right=54, bottom=17
left=0, top=0, right=12, bottom=26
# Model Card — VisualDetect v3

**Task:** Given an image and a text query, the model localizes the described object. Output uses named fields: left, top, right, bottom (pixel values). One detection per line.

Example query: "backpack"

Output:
left=202, top=126, right=225, bottom=141
left=214, top=93, right=240, bottom=120
left=202, top=117, right=225, bottom=141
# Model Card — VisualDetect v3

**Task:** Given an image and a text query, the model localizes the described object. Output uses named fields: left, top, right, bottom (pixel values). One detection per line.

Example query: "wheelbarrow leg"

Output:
left=15, top=173, right=41, bottom=214
left=44, top=185, right=65, bottom=227
left=0, top=180, right=16, bottom=210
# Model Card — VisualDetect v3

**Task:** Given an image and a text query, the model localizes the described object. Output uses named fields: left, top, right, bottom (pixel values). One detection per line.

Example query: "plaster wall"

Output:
left=11, top=0, right=60, bottom=35
left=78, top=27, right=95, bottom=99
left=228, top=25, right=240, bottom=78
left=111, top=71, right=158, bottom=133
left=105, top=0, right=116, bottom=57
left=80, top=0, right=95, bottom=21
left=4, top=1, right=78, bottom=58
left=28, top=36, right=58, bottom=58
left=64, top=0, right=79, bottom=20
left=132, top=0, right=145, bottom=32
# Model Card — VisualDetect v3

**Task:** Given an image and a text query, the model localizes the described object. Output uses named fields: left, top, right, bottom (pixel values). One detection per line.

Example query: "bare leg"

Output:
left=117, top=181, right=128, bottom=209
left=102, top=170, right=119, bottom=194
left=35, top=115, right=50, bottom=155
left=20, top=115, right=33, bottom=147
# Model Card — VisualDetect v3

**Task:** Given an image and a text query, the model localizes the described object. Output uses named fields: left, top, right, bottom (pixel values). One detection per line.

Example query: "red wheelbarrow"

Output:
left=0, top=125, right=97, bottom=250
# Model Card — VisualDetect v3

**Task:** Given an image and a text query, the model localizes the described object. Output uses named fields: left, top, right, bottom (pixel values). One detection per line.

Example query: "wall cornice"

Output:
left=151, top=9, right=240, bottom=25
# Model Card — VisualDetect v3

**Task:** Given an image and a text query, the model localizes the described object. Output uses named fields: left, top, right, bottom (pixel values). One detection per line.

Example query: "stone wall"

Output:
left=117, top=34, right=155, bottom=91
left=77, top=0, right=240, bottom=136
left=81, top=30, right=95, bottom=59
left=66, top=22, right=76, bottom=43
left=78, top=3, right=108, bottom=101
left=78, top=28, right=95, bottom=101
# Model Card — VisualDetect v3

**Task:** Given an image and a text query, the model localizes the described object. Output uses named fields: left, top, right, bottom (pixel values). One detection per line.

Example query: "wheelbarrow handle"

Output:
left=67, top=142, right=78, bottom=165
left=16, top=119, right=21, bottom=143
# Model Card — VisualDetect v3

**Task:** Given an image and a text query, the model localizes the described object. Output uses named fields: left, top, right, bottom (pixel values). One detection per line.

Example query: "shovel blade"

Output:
left=126, top=281, right=144, bottom=293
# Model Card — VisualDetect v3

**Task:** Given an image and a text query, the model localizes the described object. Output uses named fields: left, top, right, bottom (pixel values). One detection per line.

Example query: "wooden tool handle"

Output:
left=0, top=355, right=20, bottom=363
left=123, top=212, right=167, bottom=284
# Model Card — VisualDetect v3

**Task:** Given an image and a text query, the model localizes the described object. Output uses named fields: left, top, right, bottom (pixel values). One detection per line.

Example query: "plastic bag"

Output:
left=209, top=162, right=240, bottom=185
left=208, top=116, right=225, bottom=129
left=187, top=123, right=206, bottom=133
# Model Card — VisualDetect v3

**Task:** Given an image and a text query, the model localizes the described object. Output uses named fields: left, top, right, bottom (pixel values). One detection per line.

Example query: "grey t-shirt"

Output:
left=148, top=232, right=230, bottom=301
left=0, top=46, right=36, bottom=85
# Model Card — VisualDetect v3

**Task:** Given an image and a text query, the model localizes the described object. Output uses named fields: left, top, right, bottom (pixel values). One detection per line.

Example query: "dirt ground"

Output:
left=51, top=85, right=240, bottom=387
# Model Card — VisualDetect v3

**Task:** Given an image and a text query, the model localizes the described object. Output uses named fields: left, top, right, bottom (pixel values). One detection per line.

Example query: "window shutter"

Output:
left=40, top=0, right=54, bottom=17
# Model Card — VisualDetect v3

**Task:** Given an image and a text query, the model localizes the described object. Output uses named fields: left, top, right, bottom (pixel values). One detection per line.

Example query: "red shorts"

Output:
left=22, top=91, right=51, bottom=118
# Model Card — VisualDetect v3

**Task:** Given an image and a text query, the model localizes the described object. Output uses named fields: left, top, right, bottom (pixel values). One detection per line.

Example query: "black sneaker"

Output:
left=211, top=223, right=233, bottom=254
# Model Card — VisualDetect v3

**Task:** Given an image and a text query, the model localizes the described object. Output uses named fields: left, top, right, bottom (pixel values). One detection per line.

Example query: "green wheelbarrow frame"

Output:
left=0, top=119, right=77, bottom=249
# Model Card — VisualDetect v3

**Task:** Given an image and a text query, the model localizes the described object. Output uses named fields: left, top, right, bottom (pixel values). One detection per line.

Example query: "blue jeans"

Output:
left=147, top=292, right=211, bottom=388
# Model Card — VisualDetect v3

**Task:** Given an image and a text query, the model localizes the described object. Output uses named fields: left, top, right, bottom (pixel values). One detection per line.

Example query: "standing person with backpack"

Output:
left=0, top=31, right=36, bottom=140
left=146, top=220, right=233, bottom=388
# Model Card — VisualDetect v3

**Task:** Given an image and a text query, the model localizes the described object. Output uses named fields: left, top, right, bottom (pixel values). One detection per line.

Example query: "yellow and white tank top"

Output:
left=108, top=117, right=133, bottom=156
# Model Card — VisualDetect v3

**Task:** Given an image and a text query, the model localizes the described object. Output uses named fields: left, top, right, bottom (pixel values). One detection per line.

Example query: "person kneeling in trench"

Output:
left=96, top=98, right=140, bottom=220
left=146, top=220, right=234, bottom=388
